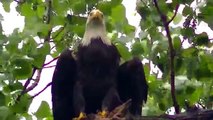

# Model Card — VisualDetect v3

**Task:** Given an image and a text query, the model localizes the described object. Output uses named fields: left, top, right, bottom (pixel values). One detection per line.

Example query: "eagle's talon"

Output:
left=98, top=110, right=108, bottom=118
left=73, top=112, right=87, bottom=120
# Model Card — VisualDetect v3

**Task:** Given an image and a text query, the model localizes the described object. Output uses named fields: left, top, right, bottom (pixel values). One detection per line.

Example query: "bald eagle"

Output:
left=51, top=9, right=148, bottom=120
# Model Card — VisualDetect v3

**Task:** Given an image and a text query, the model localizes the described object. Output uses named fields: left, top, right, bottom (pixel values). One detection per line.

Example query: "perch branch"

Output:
left=153, top=0, right=180, bottom=114
left=83, top=99, right=213, bottom=120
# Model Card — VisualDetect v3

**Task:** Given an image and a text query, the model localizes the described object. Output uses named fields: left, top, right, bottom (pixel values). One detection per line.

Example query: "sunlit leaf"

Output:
left=172, top=13, right=182, bottom=25
left=182, top=6, right=193, bottom=16
left=9, top=94, right=32, bottom=114
left=11, top=58, right=32, bottom=80
left=0, top=106, right=10, bottom=120
left=35, top=101, right=51, bottom=119
left=131, top=40, right=144, bottom=56
left=115, top=42, right=132, bottom=61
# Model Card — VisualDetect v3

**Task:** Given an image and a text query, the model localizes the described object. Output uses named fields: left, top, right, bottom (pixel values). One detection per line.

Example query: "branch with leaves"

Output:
left=153, top=0, right=180, bottom=114
left=16, top=0, right=54, bottom=102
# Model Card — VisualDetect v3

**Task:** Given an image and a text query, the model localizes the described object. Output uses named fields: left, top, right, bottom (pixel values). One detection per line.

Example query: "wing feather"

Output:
left=51, top=49, right=77, bottom=120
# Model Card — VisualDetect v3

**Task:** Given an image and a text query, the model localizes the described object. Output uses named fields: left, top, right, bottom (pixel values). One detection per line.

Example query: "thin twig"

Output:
left=14, top=0, right=24, bottom=4
left=16, top=67, right=37, bottom=101
left=24, top=69, right=42, bottom=93
left=153, top=0, right=180, bottom=114
left=43, top=57, right=59, bottom=66
left=31, top=82, right=52, bottom=99
left=167, top=4, right=180, bottom=24
left=43, top=65, right=56, bottom=68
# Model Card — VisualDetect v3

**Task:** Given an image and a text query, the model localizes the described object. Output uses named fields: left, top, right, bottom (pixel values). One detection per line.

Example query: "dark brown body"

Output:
left=73, top=38, right=121, bottom=115
left=51, top=38, right=148, bottom=120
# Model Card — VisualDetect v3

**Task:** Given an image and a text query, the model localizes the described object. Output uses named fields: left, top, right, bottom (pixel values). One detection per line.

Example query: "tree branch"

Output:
left=153, top=0, right=180, bottom=114
left=85, top=99, right=213, bottom=120
left=24, top=0, right=53, bottom=98
left=24, top=68, right=42, bottom=93
left=16, top=67, right=37, bottom=101
left=17, top=0, right=54, bottom=101
left=31, top=82, right=52, bottom=99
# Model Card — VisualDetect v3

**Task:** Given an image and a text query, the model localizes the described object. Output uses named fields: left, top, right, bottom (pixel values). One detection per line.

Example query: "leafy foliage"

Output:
left=0, top=0, right=212, bottom=119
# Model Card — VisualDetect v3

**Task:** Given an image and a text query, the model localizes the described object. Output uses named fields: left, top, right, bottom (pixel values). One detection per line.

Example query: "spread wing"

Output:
left=51, top=49, right=77, bottom=120
left=117, top=58, right=148, bottom=115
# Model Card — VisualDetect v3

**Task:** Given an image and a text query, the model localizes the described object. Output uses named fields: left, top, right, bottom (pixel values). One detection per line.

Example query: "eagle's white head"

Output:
left=82, top=9, right=111, bottom=46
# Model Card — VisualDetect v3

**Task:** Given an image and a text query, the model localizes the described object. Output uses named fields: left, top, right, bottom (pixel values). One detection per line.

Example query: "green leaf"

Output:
left=72, top=25, right=85, bottom=38
left=22, top=37, right=38, bottom=55
left=52, top=0, right=68, bottom=16
left=72, top=1, right=86, bottom=14
left=30, top=54, right=46, bottom=68
left=24, top=16, right=50, bottom=37
left=186, top=86, right=196, bottom=94
left=124, top=25, right=135, bottom=35
left=193, top=54, right=213, bottom=80
left=179, top=0, right=194, bottom=5
left=11, top=58, right=32, bottom=80
left=0, top=92, right=5, bottom=106
left=172, top=13, right=182, bottom=25
left=158, top=102, right=166, bottom=111
left=111, top=5, right=126, bottom=23
left=181, top=28, right=194, bottom=38
left=115, top=42, right=132, bottom=61
left=111, top=0, right=122, bottom=6
left=193, top=32, right=209, bottom=46
left=52, top=15, right=65, bottom=25
left=36, top=4, right=45, bottom=19
left=38, top=42, right=51, bottom=55
left=2, top=1, right=11, bottom=12
left=20, top=3, right=36, bottom=17
left=9, top=94, right=32, bottom=114
left=131, top=40, right=144, bottom=56
left=35, top=101, right=51, bottom=119
left=5, top=42, right=18, bottom=54
left=186, top=57, right=198, bottom=79
left=198, top=4, right=213, bottom=29
left=182, top=6, right=193, bottom=16
left=182, top=47, right=197, bottom=58
left=173, top=36, right=181, bottom=50
left=0, top=106, right=10, bottom=120
left=97, top=1, right=112, bottom=16
left=175, top=57, right=183, bottom=73
left=189, top=87, right=202, bottom=103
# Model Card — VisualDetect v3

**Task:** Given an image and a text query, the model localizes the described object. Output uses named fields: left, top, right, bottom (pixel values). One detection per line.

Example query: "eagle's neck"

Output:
left=82, top=25, right=111, bottom=46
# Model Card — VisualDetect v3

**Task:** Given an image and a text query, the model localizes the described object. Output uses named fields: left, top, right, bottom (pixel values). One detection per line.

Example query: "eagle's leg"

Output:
left=99, top=87, right=121, bottom=118
left=73, top=82, right=86, bottom=119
